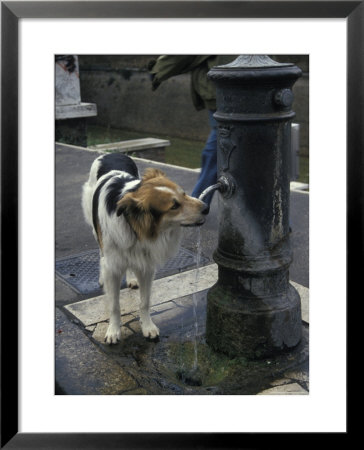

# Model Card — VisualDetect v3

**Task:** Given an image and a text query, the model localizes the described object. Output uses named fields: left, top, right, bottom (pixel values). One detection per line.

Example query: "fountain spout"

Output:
left=198, top=183, right=221, bottom=202
left=198, top=175, right=236, bottom=202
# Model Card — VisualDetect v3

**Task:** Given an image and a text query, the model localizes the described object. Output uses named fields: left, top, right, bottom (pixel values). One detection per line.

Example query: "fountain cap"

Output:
left=208, top=54, right=302, bottom=83
left=216, top=55, right=293, bottom=69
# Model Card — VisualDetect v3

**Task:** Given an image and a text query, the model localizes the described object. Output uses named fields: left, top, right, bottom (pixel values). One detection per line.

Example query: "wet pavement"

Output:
left=55, top=143, right=309, bottom=395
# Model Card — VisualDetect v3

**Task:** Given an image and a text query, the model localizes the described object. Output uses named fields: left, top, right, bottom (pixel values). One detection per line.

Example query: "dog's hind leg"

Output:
left=134, top=267, right=159, bottom=339
left=126, top=269, right=138, bottom=289
left=99, top=254, right=105, bottom=287
left=103, top=262, right=124, bottom=344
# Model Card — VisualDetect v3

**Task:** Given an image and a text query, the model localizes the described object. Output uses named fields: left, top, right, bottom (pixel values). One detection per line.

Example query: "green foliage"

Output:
left=87, top=125, right=202, bottom=169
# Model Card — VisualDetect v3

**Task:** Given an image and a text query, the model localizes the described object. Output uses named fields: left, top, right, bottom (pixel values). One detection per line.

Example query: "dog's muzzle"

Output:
left=181, top=202, right=209, bottom=227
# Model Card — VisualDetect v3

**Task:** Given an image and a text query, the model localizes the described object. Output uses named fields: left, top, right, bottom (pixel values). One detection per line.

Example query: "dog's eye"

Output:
left=171, top=201, right=180, bottom=210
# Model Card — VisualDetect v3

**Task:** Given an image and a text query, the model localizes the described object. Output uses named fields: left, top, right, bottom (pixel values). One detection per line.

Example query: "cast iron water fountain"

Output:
left=172, top=55, right=305, bottom=389
left=204, top=55, right=303, bottom=359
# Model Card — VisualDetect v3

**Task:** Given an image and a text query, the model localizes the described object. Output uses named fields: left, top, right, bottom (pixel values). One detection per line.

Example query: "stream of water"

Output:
left=191, top=226, right=202, bottom=370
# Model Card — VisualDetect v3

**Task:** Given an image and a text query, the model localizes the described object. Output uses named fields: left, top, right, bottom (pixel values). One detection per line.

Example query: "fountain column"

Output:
left=206, top=55, right=302, bottom=358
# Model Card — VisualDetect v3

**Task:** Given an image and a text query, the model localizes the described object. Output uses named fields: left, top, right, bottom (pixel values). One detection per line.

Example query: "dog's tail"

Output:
left=81, top=180, right=95, bottom=230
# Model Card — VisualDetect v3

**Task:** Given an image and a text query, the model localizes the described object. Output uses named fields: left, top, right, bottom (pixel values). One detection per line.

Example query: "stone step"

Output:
left=56, top=102, right=97, bottom=120
left=65, top=264, right=218, bottom=327
left=89, top=137, right=170, bottom=153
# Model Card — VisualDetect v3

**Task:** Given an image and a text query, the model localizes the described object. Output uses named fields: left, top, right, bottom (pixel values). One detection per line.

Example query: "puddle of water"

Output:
left=155, top=325, right=309, bottom=394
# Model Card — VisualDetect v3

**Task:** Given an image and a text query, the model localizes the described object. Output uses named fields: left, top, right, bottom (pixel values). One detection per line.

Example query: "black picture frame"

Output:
left=1, top=1, right=357, bottom=448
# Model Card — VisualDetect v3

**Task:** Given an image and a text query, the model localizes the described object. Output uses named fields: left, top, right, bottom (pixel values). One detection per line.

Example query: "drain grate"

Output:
left=56, top=247, right=208, bottom=295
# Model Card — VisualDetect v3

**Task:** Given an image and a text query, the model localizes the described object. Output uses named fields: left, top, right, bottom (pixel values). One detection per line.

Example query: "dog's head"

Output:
left=116, top=168, right=209, bottom=240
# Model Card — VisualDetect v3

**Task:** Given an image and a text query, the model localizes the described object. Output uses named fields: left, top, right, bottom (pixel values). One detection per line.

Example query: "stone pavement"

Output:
left=55, top=143, right=309, bottom=395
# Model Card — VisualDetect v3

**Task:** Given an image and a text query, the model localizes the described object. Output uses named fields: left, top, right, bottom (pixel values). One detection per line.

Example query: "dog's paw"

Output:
left=98, top=272, right=104, bottom=287
left=141, top=320, right=160, bottom=339
left=104, top=323, right=121, bottom=344
left=127, top=279, right=139, bottom=289
left=126, top=270, right=138, bottom=289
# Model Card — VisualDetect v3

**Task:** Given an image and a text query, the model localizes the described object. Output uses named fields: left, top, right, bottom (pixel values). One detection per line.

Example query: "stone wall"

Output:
left=79, top=55, right=309, bottom=155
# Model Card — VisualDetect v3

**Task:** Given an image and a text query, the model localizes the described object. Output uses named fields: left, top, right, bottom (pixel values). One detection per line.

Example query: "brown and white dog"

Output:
left=82, top=153, right=209, bottom=343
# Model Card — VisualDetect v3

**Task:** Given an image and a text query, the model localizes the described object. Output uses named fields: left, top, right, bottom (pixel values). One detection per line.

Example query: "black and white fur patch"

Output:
left=85, top=154, right=141, bottom=245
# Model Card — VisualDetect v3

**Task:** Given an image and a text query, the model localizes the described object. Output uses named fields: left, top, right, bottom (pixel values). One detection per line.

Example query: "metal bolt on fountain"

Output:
left=201, top=55, right=303, bottom=359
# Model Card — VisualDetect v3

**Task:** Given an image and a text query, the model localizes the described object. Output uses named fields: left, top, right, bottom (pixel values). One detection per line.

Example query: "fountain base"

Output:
left=206, top=283, right=302, bottom=359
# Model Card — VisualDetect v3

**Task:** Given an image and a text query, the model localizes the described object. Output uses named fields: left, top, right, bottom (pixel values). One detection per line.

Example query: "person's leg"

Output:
left=191, top=111, right=217, bottom=205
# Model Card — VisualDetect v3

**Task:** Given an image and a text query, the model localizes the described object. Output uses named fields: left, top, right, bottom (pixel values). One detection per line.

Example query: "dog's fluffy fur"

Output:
left=82, top=153, right=208, bottom=343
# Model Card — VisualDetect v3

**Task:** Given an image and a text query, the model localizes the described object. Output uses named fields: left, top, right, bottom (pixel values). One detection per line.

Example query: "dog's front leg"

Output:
left=134, top=268, right=159, bottom=339
left=103, top=262, right=124, bottom=344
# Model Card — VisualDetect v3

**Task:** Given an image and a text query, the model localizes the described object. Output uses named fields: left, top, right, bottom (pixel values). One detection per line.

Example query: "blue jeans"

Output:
left=191, top=111, right=217, bottom=205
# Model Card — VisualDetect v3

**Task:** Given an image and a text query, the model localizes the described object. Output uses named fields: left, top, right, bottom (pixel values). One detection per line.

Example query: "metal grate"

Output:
left=56, top=247, right=208, bottom=295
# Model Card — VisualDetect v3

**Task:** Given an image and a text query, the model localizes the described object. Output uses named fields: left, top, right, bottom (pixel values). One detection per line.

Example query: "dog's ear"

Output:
left=142, top=168, right=165, bottom=181
left=116, top=193, right=135, bottom=217
left=116, top=193, right=157, bottom=240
